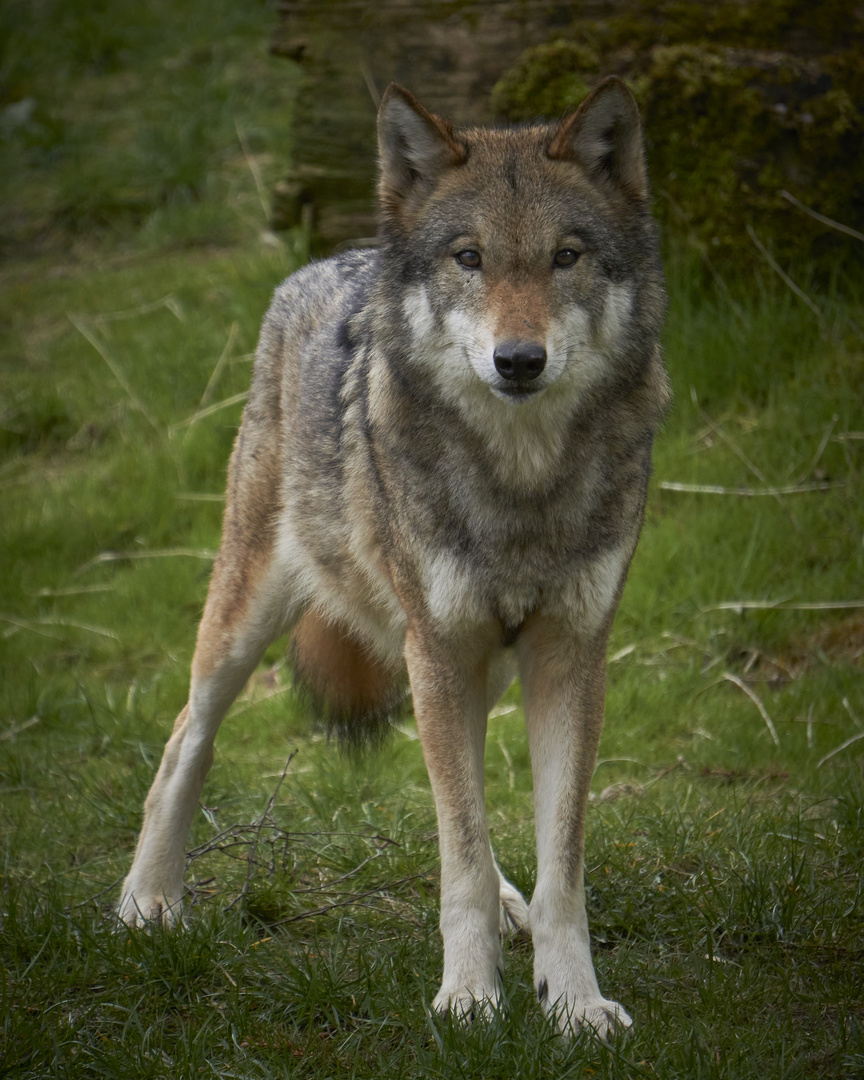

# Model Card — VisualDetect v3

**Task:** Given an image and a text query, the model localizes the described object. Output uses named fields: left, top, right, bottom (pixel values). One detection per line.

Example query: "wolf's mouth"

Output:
left=491, top=382, right=546, bottom=404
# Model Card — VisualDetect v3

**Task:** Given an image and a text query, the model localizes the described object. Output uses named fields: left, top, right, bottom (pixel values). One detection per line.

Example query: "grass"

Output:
left=2, top=3, right=864, bottom=1077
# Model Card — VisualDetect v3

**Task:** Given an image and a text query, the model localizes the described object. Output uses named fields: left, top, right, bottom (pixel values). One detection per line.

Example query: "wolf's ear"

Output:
left=377, top=84, right=467, bottom=221
left=548, top=76, right=648, bottom=200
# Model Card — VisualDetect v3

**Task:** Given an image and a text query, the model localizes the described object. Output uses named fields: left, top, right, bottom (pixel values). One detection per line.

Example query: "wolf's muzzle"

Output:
left=493, top=340, right=547, bottom=383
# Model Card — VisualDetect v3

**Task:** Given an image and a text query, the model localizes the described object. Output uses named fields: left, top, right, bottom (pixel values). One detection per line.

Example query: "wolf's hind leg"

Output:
left=495, top=856, right=530, bottom=937
left=119, top=561, right=289, bottom=928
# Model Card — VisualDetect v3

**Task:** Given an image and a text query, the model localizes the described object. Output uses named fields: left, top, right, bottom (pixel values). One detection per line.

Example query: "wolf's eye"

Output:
left=455, top=250, right=482, bottom=269
left=554, top=249, right=579, bottom=268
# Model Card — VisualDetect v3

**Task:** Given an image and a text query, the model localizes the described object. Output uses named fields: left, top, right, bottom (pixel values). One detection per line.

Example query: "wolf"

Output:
left=118, top=75, right=669, bottom=1037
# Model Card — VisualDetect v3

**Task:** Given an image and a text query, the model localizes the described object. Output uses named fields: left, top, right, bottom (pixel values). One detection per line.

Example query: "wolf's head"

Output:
left=375, top=78, right=665, bottom=423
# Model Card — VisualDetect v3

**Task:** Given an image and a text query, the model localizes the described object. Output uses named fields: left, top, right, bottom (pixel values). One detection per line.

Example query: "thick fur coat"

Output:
left=120, top=77, right=669, bottom=1038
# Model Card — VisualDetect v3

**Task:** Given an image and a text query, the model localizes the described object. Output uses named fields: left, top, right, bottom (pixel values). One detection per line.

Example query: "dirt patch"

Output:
left=732, top=615, right=864, bottom=686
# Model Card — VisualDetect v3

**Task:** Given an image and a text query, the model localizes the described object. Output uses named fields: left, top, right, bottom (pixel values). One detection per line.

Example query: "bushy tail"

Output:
left=288, top=611, right=408, bottom=748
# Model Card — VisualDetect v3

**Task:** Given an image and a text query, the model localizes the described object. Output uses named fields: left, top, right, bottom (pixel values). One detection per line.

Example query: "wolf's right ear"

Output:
left=377, top=84, right=467, bottom=223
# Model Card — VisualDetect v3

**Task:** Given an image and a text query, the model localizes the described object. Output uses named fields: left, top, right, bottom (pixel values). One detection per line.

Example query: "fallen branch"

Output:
left=1, top=716, right=40, bottom=740
left=1, top=612, right=118, bottom=641
left=227, top=684, right=293, bottom=719
left=703, top=599, right=864, bottom=613
left=289, top=856, right=376, bottom=896
left=68, top=313, right=161, bottom=433
left=169, top=391, right=248, bottom=435
left=690, top=388, right=801, bottom=533
left=794, top=414, right=838, bottom=486
left=273, top=874, right=425, bottom=926
left=183, top=765, right=425, bottom=922
left=186, top=788, right=423, bottom=923
left=817, top=731, right=864, bottom=768
left=30, top=584, right=115, bottom=597
left=87, top=294, right=185, bottom=324
left=780, top=190, right=864, bottom=244
left=74, top=873, right=127, bottom=911
left=235, top=118, right=269, bottom=222
left=199, top=321, right=239, bottom=409
left=76, top=547, right=216, bottom=575
left=497, top=735, right=515, bottom=791
left=224, top=752, right=298, bottom=912
left=722, top=672, right=780, bottom=748
left=660, top=480, right=837, bottom=496
left=746, top=224, right=822, bottom=319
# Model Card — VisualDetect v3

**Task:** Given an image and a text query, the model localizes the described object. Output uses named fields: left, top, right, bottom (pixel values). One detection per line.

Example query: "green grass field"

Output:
left=2, top=3, right=863, bottom=1077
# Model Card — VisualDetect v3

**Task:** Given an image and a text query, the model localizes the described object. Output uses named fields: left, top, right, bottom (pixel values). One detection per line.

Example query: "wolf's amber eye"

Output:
left=455, top=250, right=482, bottom=269
left=554, top=249, right=579, bottom=268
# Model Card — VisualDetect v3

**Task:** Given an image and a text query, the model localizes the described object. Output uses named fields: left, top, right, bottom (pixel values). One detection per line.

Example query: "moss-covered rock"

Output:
left=491, top=2, right=864, bottom=273
left=489, top=40, right=598, bottom=122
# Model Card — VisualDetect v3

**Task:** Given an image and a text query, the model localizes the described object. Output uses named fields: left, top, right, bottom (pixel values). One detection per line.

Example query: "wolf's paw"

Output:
left=498, top=878, right=530, bottom=937
left=432, top=983, right=500, bottom=1024
left=117, top=886, right=184, bottom=929
left=536, top=981, right=632, bottom=1040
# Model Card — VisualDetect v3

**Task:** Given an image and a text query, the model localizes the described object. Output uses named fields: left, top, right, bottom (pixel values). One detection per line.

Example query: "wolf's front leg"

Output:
left=404, top=625, right=502, bottom=1020
left=518, top=618, right=632, bottom=1039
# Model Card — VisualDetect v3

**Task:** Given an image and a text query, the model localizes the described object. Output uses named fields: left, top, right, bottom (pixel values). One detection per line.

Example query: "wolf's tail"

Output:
left=288, top=611, right=408, bottom=748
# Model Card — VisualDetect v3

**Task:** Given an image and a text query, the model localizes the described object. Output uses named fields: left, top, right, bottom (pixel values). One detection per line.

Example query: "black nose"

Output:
left=493, top=340, right=547, bottom=381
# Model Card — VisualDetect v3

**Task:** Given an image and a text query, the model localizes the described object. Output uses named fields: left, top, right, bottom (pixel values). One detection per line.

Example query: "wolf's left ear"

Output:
left=548, top=76, right=648, bottom=200
left=377, top=84, right=467, bottom=221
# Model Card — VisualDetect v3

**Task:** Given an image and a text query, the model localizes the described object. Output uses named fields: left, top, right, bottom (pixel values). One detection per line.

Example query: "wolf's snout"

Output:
left=493, top=340, right=547, bottom=382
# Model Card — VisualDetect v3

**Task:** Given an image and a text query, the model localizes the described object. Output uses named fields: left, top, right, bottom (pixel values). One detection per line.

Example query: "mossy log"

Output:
left=269, top=0, right=632, bottom=248
left=490, top=2, right=864, bottom=271
left=270, top=0, right=864, bottom=270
